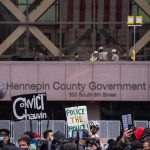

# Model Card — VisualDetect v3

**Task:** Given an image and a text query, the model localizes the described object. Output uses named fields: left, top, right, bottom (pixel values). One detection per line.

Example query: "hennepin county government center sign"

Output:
left=6, top=81, right=146, bottom=98
left=0, top=62, right=150, bottom=101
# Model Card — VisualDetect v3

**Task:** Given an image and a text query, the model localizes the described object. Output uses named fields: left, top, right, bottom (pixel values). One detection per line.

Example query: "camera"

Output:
left=128, top=124, right=135, bottom=133
left=88, top=138, right=99, bottom=145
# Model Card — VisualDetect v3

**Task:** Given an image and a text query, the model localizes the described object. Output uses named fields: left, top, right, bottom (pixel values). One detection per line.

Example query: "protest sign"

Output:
left=65, top=106, right=89, bottom=136
left=12, top=93, right=47, bottom=120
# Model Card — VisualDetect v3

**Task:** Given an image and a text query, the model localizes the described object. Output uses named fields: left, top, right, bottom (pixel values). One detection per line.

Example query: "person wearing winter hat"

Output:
left=34, top=134, right=40, bottom=139
left=134, top=127, right=150, bottom=142
left=50, top=131, right=66, bottom=150
left=53, top=131, right=65, bottom=142
left=134, top=127, right=145, bottom=141
left=130, top=140, right=143, bottom=150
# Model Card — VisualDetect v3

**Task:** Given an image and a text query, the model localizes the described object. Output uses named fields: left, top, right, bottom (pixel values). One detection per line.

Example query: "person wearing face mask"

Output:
left=0, top=129, right=14, bottom=149
left=39, top=130, right=54, bottom=150
left=18, top=135, right=30, bottom=150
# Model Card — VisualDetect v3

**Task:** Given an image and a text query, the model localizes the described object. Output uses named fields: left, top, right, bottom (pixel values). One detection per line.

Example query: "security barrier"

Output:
left=0, top=120, right=149, bottom=143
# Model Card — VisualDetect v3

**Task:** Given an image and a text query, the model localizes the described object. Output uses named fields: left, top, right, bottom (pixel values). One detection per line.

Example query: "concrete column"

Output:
left=86, top=101, right=100, bottom=120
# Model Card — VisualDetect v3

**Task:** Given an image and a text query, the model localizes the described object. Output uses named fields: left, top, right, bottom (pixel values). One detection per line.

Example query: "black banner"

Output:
left=12, top=93, right=47, bottom=120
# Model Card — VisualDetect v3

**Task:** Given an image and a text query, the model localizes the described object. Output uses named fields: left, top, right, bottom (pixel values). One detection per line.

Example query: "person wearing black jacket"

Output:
left=0, top=129, right=14, bottom=149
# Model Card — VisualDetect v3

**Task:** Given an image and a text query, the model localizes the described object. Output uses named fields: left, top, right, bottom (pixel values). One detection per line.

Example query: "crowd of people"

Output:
left=34, top=47, right=120, bottom=62
left=89, top=47, right=119, bottom=62
left=73, top=47, right=119, bottom=62
left=0, top=121, right=150, bottom=150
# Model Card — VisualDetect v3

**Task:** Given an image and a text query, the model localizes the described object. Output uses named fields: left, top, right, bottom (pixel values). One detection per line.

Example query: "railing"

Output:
left=0, top=120, right=149, bottom=143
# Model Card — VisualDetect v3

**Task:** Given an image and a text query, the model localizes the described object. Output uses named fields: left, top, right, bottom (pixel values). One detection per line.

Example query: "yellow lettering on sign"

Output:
left=70, top=116, right=75, bottom=123
left=74, top=116, right=83, bottom=123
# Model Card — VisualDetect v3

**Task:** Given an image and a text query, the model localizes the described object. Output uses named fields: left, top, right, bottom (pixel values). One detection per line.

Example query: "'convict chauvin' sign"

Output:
left=12, top=93, right=47, bottom=120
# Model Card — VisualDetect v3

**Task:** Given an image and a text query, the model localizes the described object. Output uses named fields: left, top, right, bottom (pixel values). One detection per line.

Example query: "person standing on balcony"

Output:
left=34, top=52, right=49, bottom=61
left=90, top=51, right=99, bottom=62
left=98, top=47, right=108, bottom=61
left=73, top=52, right=80, bottom=61
left=111, top=49, right=119, bottom=61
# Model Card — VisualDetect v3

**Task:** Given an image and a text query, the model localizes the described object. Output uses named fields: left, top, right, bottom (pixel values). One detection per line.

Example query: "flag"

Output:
left=61, top=0, right=130, bottom=29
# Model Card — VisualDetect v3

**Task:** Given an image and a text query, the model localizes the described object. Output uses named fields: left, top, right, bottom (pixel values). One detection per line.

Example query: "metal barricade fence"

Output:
left=0, top=120, right=149, bottom=143
left=134, top=121, right=149, bottom=128
left=107, top=121, right=120, bottom=138
left=0, top=120, right=11, bottom=131
left=12, top=120, right=39, bottom=143
left=88, top=120, right=120, bottom=138
left=40, top=120, right=66, bottom=137
left=0, top=120, right=12, bottom=141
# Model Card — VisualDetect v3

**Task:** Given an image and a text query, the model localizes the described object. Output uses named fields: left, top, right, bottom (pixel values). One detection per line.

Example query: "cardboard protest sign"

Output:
left=65, top=106, right=89, bottom=136
left=12, top=93, right=47, bottom=120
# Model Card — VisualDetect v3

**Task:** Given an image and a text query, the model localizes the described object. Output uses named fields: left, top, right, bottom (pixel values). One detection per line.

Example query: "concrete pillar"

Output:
left=86, top=101, right=100, bottom=120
